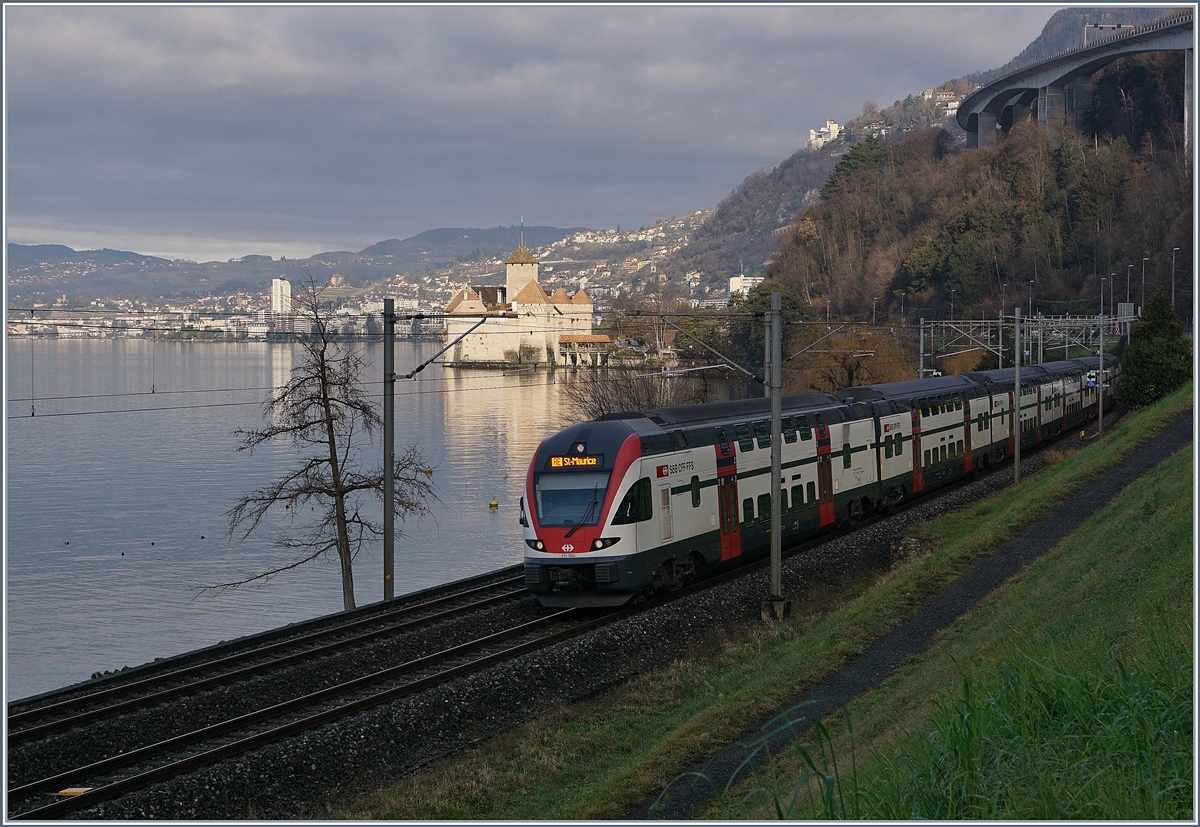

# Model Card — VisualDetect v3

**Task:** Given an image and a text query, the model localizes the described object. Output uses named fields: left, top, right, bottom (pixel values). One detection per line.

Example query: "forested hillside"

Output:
left=765, top=50, right=1191, bottom=323
left=661, top=146, right=839, bottom=284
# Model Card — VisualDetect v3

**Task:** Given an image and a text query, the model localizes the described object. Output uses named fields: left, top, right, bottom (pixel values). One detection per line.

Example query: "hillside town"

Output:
left=6, top=211, right=740, bottom=348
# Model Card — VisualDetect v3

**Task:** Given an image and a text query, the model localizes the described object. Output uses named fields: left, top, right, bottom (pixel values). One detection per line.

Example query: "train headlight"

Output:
left=525, top=539, right=545, bottom=551
left=591, top=537, right=620, bottom=550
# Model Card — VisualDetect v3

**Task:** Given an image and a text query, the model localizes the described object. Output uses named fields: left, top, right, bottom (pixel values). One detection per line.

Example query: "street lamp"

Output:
left=950, top=288, right=956, bottom=321
left=1126, top=264, right=1132, bottom=304
left=1110, top=274, right=1115, bottom=321
left=826, top=300, right=831, bottom=324
left=872, top=296, right=877, bottom=325
left=1172, top=247, right=1180, bottom=309
left=1141, top=257, right=1148, bottom=309
left=1028, top=280, right=1034, bottom=318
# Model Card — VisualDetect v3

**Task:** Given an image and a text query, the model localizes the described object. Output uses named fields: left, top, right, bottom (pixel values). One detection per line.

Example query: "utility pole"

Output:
left=998, top=309, right=1004, bottom=369
left=763, top=308, right=773, bottom=400
left=872, top=296, right=877, bottom=325
left=763, top=292, right=787, bottom=621
left=1127, top=264, right=1132, bottom=304
left=1014, top=307, right=1022, bottom=484
left=383, top=299, right=396, bottom=600
left=919, top=317, right=925, bottom=377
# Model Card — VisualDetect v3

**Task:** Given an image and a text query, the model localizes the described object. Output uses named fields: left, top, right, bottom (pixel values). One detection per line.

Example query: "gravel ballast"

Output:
left=48, top=415, right=1156, bottom=819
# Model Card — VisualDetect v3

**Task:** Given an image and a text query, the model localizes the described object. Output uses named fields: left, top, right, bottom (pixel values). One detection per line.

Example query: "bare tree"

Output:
left=560, top=367, right=707, bottom=422
left=213, top=278, right=434, bottom=611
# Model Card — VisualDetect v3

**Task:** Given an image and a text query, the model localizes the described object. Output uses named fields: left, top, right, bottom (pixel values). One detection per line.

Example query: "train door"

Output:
left=1036, top=386, right=1044, bottom=443
left=962, top=397, right=974, bottom=472
left=1005, top=390, right=1015, bottom=457
left=716, top=477, right=741, bottom=561
left=910, top=406, right=924, bottom=494
left=714, top=437, right=741, bottom=562
left=815, top=423, right=836, bottom=526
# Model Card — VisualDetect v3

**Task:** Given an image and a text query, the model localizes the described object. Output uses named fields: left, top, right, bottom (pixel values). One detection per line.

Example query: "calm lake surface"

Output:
left=5, top=339, right=565, bottom=699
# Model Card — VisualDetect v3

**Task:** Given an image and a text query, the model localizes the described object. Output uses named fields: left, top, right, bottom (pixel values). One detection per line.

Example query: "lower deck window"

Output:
left=757, top=493, right=771, bottom=523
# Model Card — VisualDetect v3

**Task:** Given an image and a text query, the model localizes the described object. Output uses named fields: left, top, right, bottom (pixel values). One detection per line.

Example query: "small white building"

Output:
left=729, top=274, right=764, bottom=296
left=442, top=247, right=595, bottom=366
left=808, top=118, right=841, bottom=150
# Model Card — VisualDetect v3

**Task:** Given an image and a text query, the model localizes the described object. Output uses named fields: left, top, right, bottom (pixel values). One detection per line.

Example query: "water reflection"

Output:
left=5, top=339, right=568, bottom=699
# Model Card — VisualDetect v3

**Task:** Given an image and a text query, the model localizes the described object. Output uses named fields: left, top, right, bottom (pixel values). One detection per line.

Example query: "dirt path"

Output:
left=631, top=409, right=1193, bottom=819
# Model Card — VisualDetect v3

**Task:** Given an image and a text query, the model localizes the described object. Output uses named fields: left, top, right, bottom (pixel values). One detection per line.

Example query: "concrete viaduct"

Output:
left=956, top=10, right=1194, bottom=148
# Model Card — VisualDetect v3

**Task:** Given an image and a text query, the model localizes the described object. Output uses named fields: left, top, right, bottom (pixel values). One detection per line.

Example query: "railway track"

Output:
left=8, top=422, right=1107, bottom=819
left=8, top=571, right=529, bottom=745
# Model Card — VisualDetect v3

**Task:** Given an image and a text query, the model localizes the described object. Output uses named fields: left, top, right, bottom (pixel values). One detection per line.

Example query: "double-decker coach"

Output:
left=523, top=355, right=1117, bottom=608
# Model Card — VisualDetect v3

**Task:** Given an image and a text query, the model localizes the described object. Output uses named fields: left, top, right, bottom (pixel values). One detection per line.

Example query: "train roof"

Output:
left=836, top=374, right=979, bottom=403
left=614, top=392, right=839, bottom=427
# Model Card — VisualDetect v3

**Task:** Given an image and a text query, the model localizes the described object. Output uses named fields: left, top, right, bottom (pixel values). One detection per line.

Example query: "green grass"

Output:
left=715, top=445, right=1193, bottom=819
left=335, top=385, right=1192, bottom=820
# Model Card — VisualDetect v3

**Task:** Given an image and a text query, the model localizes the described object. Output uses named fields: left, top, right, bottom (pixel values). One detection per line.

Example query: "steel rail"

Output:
left=8, top=608, right=588, bottom=818
left=8, top=580, right=527, bottom=744
left=8, top=573, right=525, bottom=734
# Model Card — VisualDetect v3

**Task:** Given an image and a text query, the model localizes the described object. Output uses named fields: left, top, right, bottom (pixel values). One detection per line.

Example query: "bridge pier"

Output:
left=1038, top=84, right=1066, bottom=145
left=1068, top=79, right=1093, bottom=132
left=1186, top=48, right=1193, bottom=147
left=975, top=111, right=997, bottom=148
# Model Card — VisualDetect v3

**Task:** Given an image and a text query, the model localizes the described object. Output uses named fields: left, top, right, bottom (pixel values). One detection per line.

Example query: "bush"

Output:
left=1115, top=288, right=1191, bottom=409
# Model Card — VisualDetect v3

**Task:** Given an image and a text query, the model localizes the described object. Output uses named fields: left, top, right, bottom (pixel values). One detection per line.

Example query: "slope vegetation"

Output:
left=765, top=50, right=1190, bottom=321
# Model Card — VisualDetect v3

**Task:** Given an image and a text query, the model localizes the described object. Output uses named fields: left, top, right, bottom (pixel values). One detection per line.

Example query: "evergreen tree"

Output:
left=1114, top=288, right=1191, bottom=409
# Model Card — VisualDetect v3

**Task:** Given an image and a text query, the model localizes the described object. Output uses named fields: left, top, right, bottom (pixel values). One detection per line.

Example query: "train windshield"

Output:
left=534, top=471, right=610, bottom=529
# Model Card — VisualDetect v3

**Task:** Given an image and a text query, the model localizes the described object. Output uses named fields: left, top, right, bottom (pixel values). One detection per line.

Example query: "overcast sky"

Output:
left=5, top=5, right=1057, bottom=262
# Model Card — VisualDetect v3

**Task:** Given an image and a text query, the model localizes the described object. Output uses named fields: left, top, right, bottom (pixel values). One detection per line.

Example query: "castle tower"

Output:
left=505, top=246, right=539, bottom=301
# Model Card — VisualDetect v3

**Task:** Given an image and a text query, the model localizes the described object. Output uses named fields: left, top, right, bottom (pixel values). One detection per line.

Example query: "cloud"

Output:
left=5, top=5, right=1054, bottom=260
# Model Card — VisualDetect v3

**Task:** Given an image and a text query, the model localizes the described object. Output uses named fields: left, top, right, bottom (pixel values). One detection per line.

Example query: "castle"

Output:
left=441, top=246, right=606, bottom=367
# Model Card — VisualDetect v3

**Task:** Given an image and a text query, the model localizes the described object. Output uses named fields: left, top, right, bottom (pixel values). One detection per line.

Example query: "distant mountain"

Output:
left=7, top=244, right=170, bottom=268
left=6, top=225, right=591, bottom=300
left=974, top=7, right=1173, bottom=85
left=358, top=225, right=587, bottom=271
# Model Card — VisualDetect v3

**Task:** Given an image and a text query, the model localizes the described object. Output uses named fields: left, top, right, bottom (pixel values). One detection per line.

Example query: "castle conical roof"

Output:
left=512, top=281, right=551, bottom=305
left=570, top=289, right=593, bottom=305
left=506, top=246, right=538, bottom=265
left=549, top=287, right=571, bottom=304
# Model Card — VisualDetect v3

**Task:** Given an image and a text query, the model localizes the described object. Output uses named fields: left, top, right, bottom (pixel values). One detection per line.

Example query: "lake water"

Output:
left=5, top=339, right=566, bottom=699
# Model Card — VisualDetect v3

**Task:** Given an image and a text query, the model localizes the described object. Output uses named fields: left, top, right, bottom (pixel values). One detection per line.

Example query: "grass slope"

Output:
left=336, top=386, right=1192, bottom=820
left=717, top=444, right=1192, bottom=819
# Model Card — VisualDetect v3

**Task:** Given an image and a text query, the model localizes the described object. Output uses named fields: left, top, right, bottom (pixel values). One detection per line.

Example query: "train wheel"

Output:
left=653, top=560, right=683, bottom=592
left=847, top=499, right=866, bottom=524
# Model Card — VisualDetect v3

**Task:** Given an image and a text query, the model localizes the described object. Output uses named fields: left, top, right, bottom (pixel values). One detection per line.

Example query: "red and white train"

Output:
left=522, top=355, right=1118, bottom=607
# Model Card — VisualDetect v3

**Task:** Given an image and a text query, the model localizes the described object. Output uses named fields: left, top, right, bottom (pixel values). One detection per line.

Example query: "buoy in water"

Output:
left=489, top=497, right=499, bottom=510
